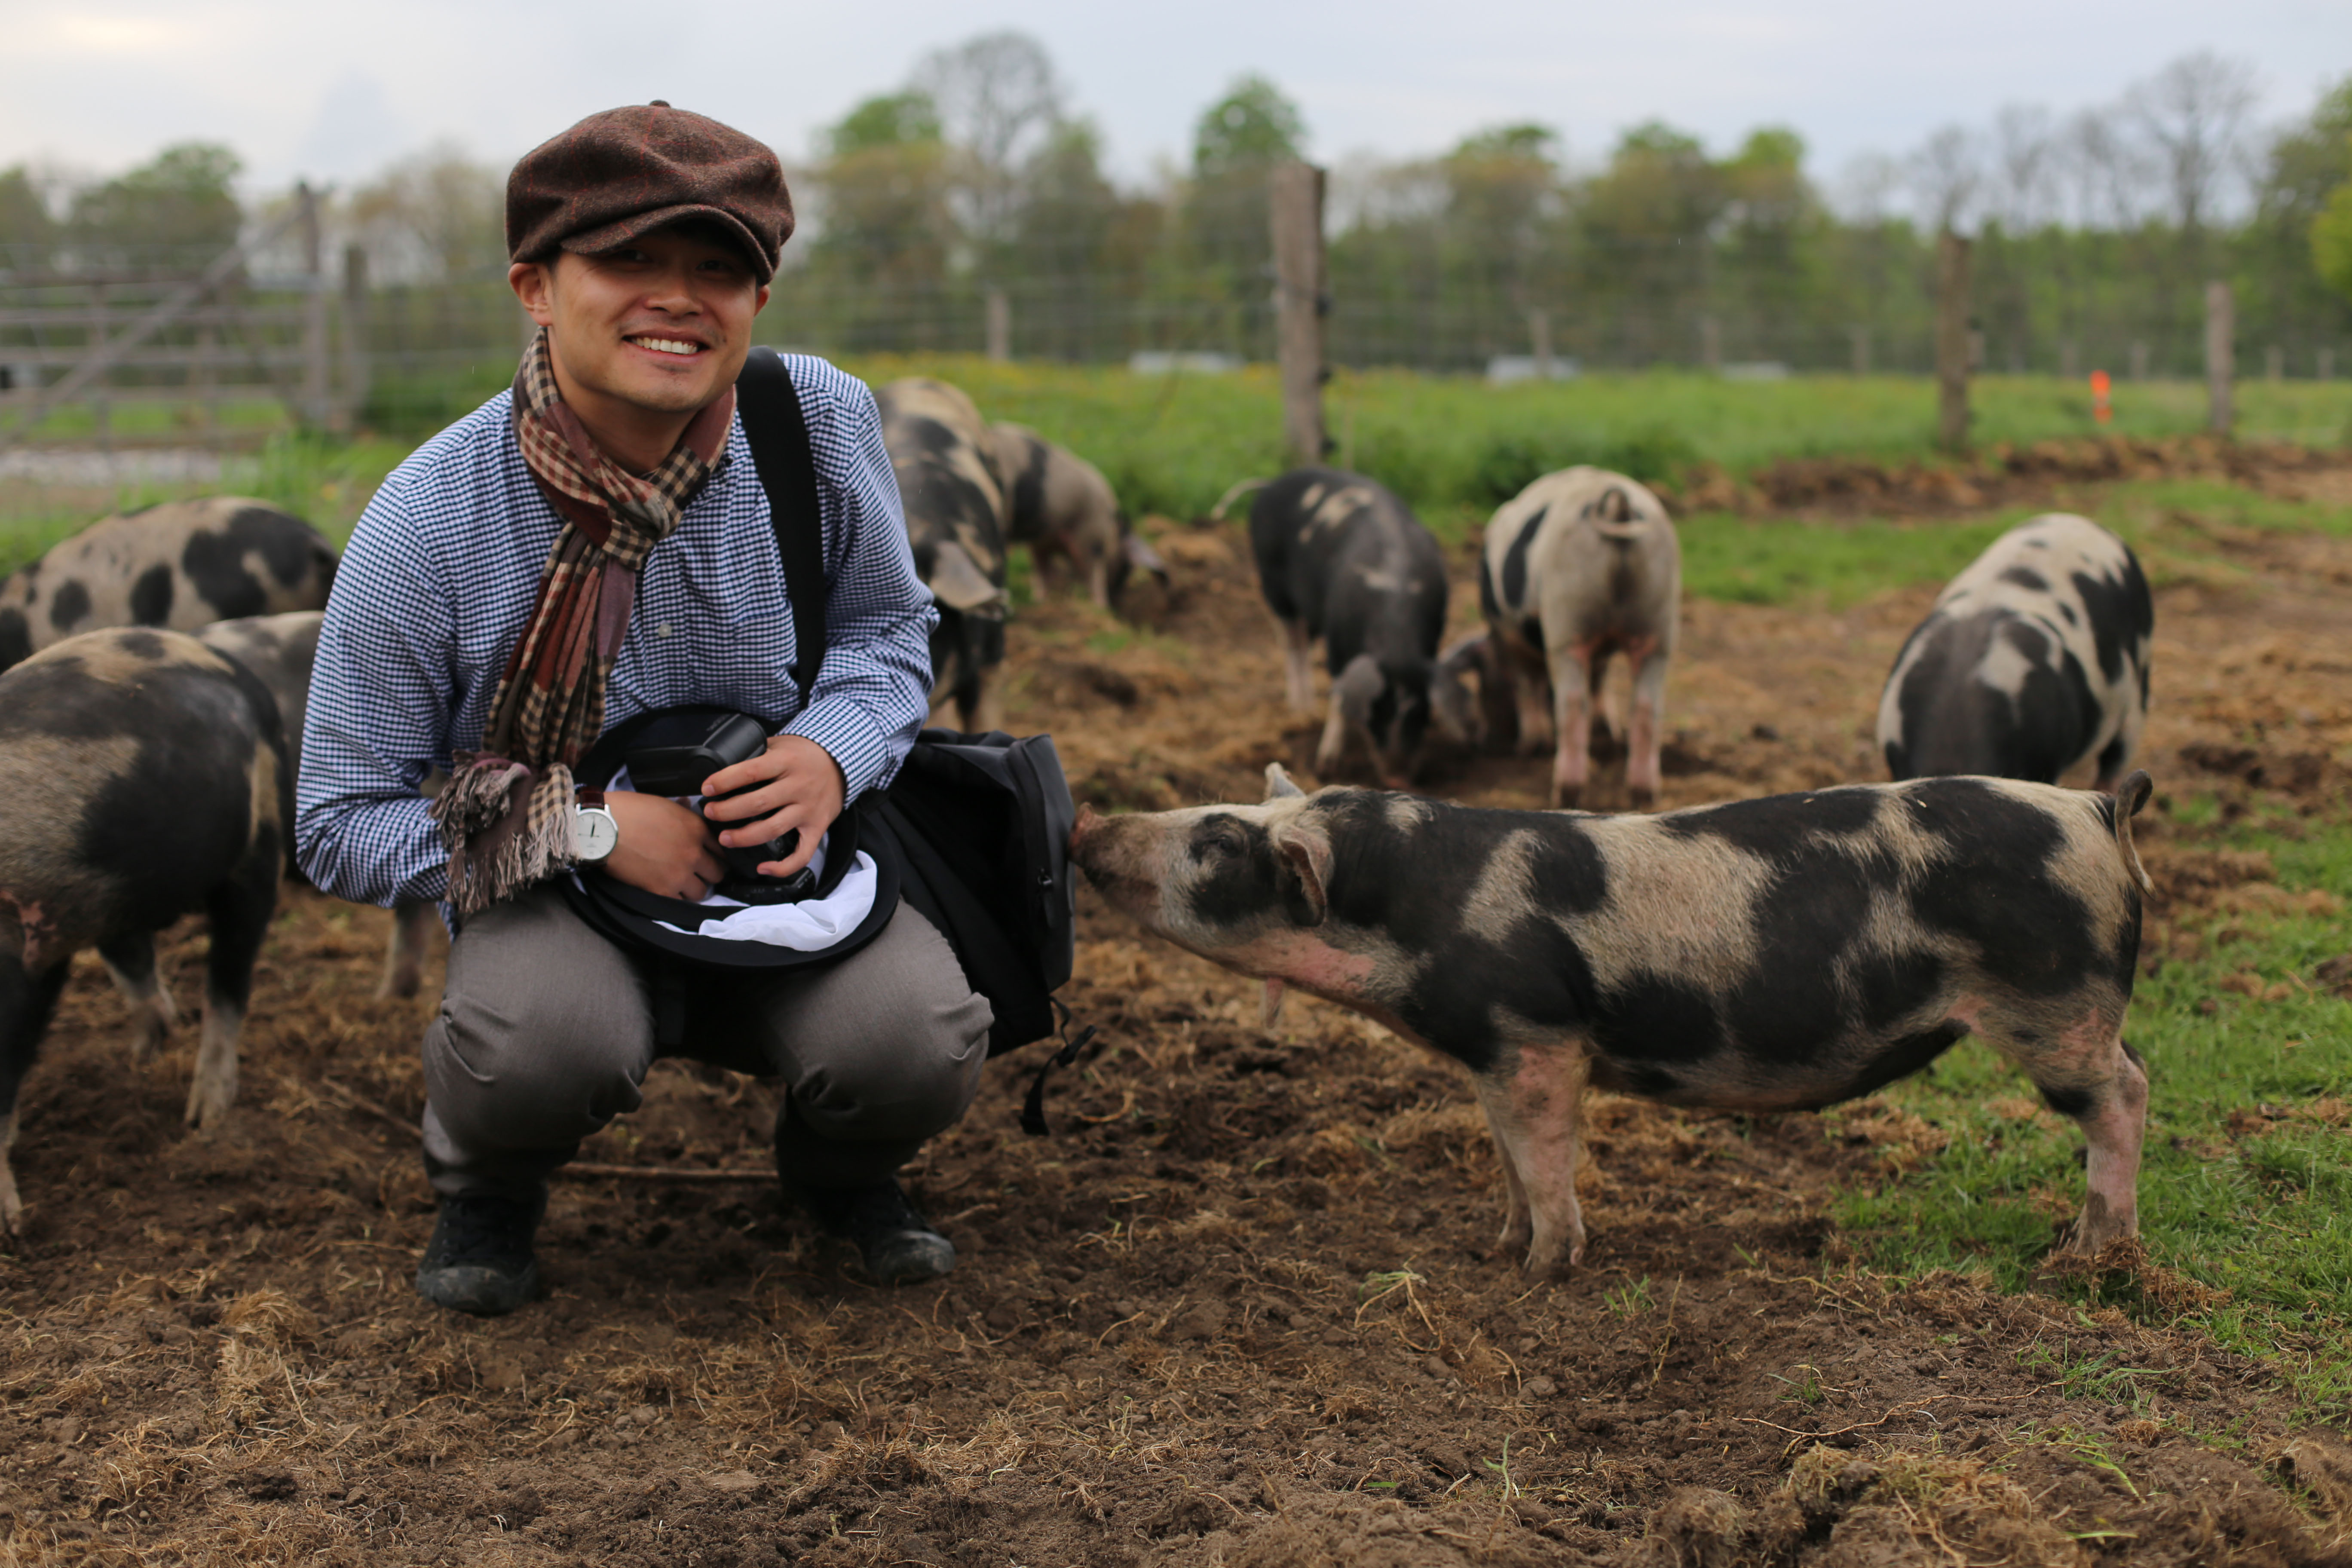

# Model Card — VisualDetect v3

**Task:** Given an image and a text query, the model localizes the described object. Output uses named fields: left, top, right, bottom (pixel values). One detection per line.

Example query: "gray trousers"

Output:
left=420, top=885, right=992, bottom=1200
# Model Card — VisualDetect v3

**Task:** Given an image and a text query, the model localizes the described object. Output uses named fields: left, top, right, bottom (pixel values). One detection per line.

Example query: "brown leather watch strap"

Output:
left=576, top=788, right=606, bottom=808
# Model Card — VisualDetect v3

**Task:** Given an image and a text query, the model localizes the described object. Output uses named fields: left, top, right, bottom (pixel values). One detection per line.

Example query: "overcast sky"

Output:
left=4, top=0, right=2346, bottom=200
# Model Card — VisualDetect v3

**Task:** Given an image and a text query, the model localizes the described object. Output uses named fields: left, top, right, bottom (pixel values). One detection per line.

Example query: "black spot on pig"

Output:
left=1499, top=505, right=1546, bottom=610
left=129, top=564, right=173, bottom=625
left=1187, top=815, right=1299, bottom=929
left=0, top=609, right=27, bottom=670
left=2000, top=565, right=2048, bottom=592
left=2039, top=1082, right=2096, bottom=1118
left=1834, top=1021, right=1970, bottom=1104
left=1592, top=976, right=1725, bottom=1068
left=2072, top=561, right=2150, bottom=684
left=1659, top=786, right=1881, bottom=853
left=48, top=580, right=89, bottom=632
left=1903, top=780, right=2098, bottom=995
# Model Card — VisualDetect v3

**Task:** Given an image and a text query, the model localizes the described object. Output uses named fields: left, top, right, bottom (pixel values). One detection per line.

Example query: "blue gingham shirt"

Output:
left=295, top=355, right=937, bottom=910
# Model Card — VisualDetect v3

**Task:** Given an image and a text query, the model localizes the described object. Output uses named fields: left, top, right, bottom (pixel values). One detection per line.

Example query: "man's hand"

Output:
left=700, top=735, right=846, bottom=879
left=603, top=791, right=729, bottom=901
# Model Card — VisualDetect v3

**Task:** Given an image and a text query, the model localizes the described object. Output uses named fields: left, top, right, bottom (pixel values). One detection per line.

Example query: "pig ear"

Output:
left=927, top=541, right=1010, bottom=619
left=1273, top=821, right=1332, bottom=926
left=1264, top=762, right=1305, bottom=800
left=1334, top=653, right=1384, bottom=720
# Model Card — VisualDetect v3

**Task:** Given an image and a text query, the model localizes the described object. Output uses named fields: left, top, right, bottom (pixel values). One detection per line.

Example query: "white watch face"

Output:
left=573, top=806, right=619, bottom=863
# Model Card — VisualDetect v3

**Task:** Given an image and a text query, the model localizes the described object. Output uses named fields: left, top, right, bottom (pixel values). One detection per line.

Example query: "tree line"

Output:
left=3, top=37, right=2349, bottom=383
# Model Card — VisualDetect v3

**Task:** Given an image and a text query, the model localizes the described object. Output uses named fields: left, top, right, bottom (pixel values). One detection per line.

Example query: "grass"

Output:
left=1835, top=801, right=2352, bottom=1417
left=0, top=430, right=408, bottom=576
left=5, top=364, right=2345, bottom=579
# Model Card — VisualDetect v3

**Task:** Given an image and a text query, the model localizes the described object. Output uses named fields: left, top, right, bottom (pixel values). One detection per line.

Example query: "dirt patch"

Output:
left=1664, top=435, right=2352, bottom=519
left=4, top=494, right=2351, bottom=1564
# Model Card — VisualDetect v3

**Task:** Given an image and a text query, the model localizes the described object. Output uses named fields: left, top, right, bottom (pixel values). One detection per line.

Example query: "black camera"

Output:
left=622, top=711, right=816, bottom=905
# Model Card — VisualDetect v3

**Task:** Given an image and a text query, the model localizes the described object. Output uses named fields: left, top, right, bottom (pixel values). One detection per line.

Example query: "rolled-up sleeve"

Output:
left=783, top=377, right=937, bottom=801
left=294, top=478, right=460, bottom=908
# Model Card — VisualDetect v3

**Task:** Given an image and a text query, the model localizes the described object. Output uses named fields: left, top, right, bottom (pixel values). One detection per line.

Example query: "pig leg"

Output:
left=1480, top=1043, right=1592, bottom=1274
left=2041, top=1038, right=2149, bottom=1255
left=1314, top=696, right=1350, bottom=775
left=1546, top=642, right=1598, bottom=809
left=1280, top=620, right=1315, bottom=714
left=379, top=899, right=437, bottom=1001
left=0, top=956, right=69, bottom=1237
left=1624, top=637, right=1669, bottom=810
left=188, top=856, right=276, bottom=1129
left=98, top=932, right=176, bottom=1060
left=1991, top=1006, right=2147, bottom=1254
left=1472, top=1081, right=1533, bottom=1252
left=1506, top=641, right=1553, bottom=756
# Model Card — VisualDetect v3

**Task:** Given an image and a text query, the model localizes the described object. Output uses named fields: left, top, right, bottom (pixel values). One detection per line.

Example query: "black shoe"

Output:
left=802, top=1179, right=956, bottom=1285
left=415, top=1189, right=544, bottom=1316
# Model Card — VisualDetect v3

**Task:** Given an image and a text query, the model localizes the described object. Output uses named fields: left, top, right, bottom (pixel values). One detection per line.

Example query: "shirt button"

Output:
left=657, top=622, right=673, bottom=637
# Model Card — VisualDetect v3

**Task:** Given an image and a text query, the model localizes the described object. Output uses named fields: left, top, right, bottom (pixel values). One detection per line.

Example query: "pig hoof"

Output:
left=184, top=1081, right=236, bottom=1130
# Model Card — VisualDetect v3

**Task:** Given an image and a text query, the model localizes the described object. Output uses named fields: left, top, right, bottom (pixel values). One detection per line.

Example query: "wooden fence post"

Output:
left=341, top=244, right=370, bottom=430
left=1268, top=161, right=1328, bottom=467
left=984, top=289, right=1011, bottom=362
left=1935, top=230, right=1972, bottom=454
left=2205, top=280, right=2234, bottom=434
left=298, top=183, right=331, bottom=432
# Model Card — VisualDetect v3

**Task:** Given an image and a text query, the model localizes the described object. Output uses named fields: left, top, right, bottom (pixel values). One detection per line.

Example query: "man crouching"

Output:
left=296, top=104, right=988, bottom=1314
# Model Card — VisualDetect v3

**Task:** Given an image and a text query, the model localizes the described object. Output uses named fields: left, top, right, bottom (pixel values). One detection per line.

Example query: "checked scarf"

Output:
left=431, top=327, right=736, bottom=915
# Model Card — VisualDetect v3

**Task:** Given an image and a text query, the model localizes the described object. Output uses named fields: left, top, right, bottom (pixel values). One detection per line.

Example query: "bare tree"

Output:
left=1991, top=104, right=2058, bottom=230
left=2056, top=110, right=2150, bottom=231
left=2124, top=50, right=2259, bottom=233
left=913, top=30, right=1065, bottom=244
left=1908, top=125, right=1984, bottom=233
left=347, top=142, right=504, bottom=282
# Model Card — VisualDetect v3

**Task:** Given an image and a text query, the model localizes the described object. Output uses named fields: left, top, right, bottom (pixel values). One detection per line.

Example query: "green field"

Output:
left=10, top=361, right=2349, bottom=577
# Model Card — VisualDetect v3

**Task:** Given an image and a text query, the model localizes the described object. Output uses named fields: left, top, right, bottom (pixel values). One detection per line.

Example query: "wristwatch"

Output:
left=572, top=788, right=619, bottom=864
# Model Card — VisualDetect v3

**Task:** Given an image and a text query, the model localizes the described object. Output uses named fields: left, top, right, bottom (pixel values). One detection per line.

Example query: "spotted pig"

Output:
left=1879, top=514, right=2153, bottom=788
left=1479, top=468, right=1680, bottom=808
left=196, top=612, right=441, bottom=998
left=0, top=497, right=338, bottom=673
left=0, top=628, right=294, bottom=1234
left=1248, top=468, right=1455, bottom=787
left=876, top=378, right=1011, bottom=730
left=1072, top=763, right=2154, bottom=1277
left=986, top=422, right=1169, bottom=610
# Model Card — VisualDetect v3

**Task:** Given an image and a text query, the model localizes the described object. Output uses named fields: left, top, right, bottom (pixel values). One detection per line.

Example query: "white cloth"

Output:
left=656, top=846, right=879, bottom=948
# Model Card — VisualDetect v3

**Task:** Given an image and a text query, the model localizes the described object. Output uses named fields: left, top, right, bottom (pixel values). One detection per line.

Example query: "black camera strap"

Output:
left=734, top=347, right=827, bottom=703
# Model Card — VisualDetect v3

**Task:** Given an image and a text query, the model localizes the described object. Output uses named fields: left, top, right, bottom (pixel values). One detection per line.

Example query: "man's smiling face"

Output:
left=513, top=221, right=769, bottom=423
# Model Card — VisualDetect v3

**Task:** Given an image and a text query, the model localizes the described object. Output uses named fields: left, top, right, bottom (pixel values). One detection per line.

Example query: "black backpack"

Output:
left=571, top=349, right=1093, bottom=1126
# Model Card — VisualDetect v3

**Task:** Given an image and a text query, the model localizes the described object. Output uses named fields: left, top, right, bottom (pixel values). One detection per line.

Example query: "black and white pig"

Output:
left=1072, top=763, right=2154, bottom=1276
left=1879, top=513, right=2153, bottom=789
left=986, top=422, right=1170, bottom=610
left=1479, top=467, right=1680, bottom=808
left=877, top=378, right=1012, bottom=731
left=0, top=496, right=338, bottom=674
left=196, top=611, right=442, bottom=999
left=1247, top=468, right=1455, bottom=788
left=0, top=628, right=294, bottom=1234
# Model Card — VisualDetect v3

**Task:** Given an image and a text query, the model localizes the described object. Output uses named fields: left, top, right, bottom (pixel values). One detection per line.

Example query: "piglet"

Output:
left=987, top=422, right=1169, bottom=610
left=1479, top=468, right=1680, bottom=807
left=1879, top=513, right=2152, bottom=788
left=1072, top=763, right=2155, bottom=1276
left=0, top=497, right=337, bottom=674
left=0, top=628, right=293, bottom=1234
left=1247, top=468, right=1452, bottom=787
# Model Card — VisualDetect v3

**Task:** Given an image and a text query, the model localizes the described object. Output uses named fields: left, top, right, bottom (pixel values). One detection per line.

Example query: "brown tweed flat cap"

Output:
left=507, top=101, right=793, bottom=284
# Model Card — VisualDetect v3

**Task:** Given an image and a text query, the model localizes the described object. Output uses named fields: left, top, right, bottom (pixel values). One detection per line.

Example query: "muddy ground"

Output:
left=3, top=476, right=2351, bottom=1566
